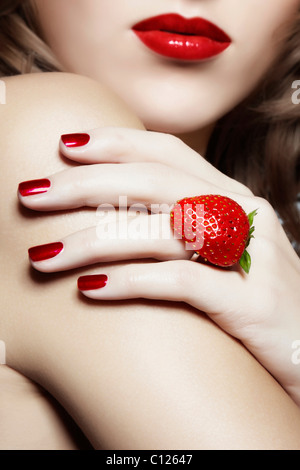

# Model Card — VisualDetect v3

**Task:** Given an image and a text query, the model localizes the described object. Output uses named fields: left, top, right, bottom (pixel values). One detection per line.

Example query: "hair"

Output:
left=0, top=0, right=62, bottom=74
left=0, top=0, right=299, bottom=252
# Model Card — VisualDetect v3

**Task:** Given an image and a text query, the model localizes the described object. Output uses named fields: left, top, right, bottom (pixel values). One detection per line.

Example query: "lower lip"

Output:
left=133, top=30, right=231, bottom=61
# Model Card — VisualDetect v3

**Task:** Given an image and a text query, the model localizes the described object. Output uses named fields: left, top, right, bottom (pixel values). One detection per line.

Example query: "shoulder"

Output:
left=2, top=72, right=121, bottom=106
left=1, top=72, right=143, bottom=131
left=0, top=72, right=143, bottom=221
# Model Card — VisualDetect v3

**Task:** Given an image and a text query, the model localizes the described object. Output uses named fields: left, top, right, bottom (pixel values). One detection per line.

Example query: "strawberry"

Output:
left=170, top=195, right=256, bottom=273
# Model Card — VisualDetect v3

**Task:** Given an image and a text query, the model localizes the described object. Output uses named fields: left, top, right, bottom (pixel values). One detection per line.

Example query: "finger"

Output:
left=27, top=214, right=191, bottom=273
left=18, top=162, right=223, bottom=211
left=59, top=127, right=252, bottom=196
left=77, top=260, right=249, bottom=334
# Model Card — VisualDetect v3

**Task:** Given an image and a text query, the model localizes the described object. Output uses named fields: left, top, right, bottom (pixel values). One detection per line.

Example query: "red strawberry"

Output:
left=170, top=195, right=256, bottom=273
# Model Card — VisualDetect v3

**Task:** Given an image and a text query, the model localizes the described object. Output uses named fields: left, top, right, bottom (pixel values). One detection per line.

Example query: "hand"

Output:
left=18, top=127, right=300, bottom=405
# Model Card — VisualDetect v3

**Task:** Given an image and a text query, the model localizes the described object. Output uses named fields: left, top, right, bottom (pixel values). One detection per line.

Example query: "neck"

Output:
left=175, top=123, right=215, bottom=156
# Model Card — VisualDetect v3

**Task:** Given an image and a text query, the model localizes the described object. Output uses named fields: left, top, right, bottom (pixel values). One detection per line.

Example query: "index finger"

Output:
left=59, top=127, right=252, bottom=196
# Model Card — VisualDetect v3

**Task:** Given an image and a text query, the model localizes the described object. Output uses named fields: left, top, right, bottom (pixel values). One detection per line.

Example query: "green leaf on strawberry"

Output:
left=238, top=209, right=258, bottom=273
left=248, top=209, right=258, bottom=227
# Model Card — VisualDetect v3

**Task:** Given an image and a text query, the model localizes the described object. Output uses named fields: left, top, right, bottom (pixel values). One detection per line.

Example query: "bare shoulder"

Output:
left=1, top=72, right=143, bottom=132
left=0, top=72, right=143, bottom=220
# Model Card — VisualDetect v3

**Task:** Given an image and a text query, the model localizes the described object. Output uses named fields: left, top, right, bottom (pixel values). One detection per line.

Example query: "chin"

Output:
left=138, top=108, right=216, bottom=135
left=124, top=89, right=229, bottom=135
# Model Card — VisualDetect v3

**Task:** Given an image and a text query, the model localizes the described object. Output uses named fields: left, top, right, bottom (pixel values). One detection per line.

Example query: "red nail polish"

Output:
left=78, top=275, right=108, bottom=291
left=19, top=179, right=51, bottom=197
left=61, top=133, right=90, bottom=148
left=28, top=242, right=64, bottom=262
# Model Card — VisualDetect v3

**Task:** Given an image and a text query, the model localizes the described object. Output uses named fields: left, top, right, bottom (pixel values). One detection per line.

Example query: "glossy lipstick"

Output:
left=132, top=13, right=231, bottom=61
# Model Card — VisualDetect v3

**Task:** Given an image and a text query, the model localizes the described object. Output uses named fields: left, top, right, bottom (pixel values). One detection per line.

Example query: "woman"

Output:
left=0, top=0, right=300, bottom=449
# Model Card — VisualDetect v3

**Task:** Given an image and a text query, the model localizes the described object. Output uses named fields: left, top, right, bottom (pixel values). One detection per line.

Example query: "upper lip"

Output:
left=132, top=13, right=231, bottom=43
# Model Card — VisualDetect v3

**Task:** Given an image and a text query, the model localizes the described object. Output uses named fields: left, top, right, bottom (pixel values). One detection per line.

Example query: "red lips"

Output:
left=132, top=13, right=231, bottom=61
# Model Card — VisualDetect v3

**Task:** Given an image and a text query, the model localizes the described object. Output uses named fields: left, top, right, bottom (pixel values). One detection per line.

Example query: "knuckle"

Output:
left=76, top=227, right=94, bottom=250
left=141, top=163, right=168, bottom=198
left=160, top=132, right=189, bottom=154
left=235, top=182, right=254, bottom=197
left=101, top=127, right=132, bottom=159
left=254, top=196, right=272, bottom=212
left=67, top=166, right=95, bottom=205
left=70, top=168, right=85, bottom=191
left=254, top=196, right=273, bottom=215
left=254, top=196, right=280, bottom=230
left=66, top=166, right=88, bottom=198
left=125, top=270, right=139, bottom=292
left=171, top=260, right=198, bottom=300
left=125, top=266, right=154, bottom=295
left=161, top=132, right=182, bottom=148
left=254, top=236, right=279, bottom=266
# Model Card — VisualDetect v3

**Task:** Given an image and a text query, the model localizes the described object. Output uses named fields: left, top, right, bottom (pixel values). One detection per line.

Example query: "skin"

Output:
left=34, top=0, right=300, bottom=136
left=1, top=72, right=299, bottom=450
left=0, top=366, right=91, bottom=450
left=31, top=0, right=300, bottom=401
left=0, top=0, right=300, bottom=449
left=21, top=126, right=300, bottom=405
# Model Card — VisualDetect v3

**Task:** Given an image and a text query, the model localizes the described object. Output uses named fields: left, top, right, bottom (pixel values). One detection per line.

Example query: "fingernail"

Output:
left=19, top=179, right=51, bottom=197
left=61, top=133, right=90, bottom=148
left=29, top=242, right=64, bottom=262
left=78, top=275, right=108, bottom=291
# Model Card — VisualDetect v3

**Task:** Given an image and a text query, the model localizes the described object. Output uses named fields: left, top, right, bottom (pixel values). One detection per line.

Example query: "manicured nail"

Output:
left=78, top=275, right=108, bottom=291
left=19, top=179, right=51, bottom=197
left=61, top=133, right=90, bottom=148
left=28, top=242, right=64, bottom=262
